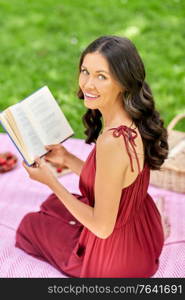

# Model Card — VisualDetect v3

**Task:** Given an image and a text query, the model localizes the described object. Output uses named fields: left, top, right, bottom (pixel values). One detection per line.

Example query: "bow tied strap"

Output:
left=108, top=125, right=141, bottom=173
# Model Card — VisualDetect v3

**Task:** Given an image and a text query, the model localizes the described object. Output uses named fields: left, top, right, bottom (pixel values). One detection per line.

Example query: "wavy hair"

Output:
left=77, top=35, right=168, bottom=170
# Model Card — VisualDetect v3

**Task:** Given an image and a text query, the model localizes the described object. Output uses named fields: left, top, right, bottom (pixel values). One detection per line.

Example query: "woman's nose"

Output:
left=83, top=77, right=95, bottom=89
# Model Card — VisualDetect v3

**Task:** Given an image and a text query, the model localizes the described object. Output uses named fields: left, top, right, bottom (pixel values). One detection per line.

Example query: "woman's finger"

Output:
left=34, top=156, right=42, bottom=167
left=22, top=160, right=28, bottom=167
left=34, top=156, right=41, bottom=163
left=22, top=160, right=31, bottom=171
left=45, top=144, right=56, bottom=149
left=45, top=144, right=60, bottom=150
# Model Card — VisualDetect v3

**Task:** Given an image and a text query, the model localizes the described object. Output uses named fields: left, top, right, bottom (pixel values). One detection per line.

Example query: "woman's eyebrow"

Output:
left=81, top=65, right=110, bottom=74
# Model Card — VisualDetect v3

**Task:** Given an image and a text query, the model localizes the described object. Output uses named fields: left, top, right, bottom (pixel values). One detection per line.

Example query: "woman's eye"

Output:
left=98, top=74, right=106, bottom=80
left=80, top=69, right=106, bottom=80
left=81, top=69, right=88, bottom=74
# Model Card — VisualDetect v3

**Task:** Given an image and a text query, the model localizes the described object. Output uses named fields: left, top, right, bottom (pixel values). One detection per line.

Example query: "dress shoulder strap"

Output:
left=107, top=125, right=141, bottom=173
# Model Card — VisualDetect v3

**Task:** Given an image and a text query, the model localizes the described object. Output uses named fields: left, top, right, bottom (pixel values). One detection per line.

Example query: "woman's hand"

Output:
left=22, top=157, right=57, bottom=186
left=44, top=144, right=69, bottom=168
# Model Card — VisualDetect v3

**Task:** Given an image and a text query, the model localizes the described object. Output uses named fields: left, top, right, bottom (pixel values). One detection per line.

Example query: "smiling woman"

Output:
left=15, top=35, right=169, bottom=278
left=79, top=52, right=124, bottom=112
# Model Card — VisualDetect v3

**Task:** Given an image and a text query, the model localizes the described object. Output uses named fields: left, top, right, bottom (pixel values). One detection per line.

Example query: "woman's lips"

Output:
left=84, top=93, right=100, bottom=100
left=84, top=95, right=100, bottom=100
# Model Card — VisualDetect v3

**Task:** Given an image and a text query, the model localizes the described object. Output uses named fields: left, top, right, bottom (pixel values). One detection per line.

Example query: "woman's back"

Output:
left=75, top=124, right=164, bottom=277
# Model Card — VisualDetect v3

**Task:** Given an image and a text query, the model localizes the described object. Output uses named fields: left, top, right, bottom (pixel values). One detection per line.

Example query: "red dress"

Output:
left=15, top=125, right=164, bottom=277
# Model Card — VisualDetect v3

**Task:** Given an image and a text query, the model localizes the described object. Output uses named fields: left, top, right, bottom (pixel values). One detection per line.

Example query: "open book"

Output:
left=0, top=86, right=74, bottom=167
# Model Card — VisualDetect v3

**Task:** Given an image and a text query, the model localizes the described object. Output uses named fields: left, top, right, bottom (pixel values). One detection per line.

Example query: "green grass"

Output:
left=0, top=0, right=185, bottom=138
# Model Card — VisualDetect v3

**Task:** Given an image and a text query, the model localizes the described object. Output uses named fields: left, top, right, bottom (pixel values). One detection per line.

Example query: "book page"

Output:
left=3, top=109, right=25, bottom=149
left=21, top=86, right=74, bottom=145
left=0, top=112, right=31, bottom=163
left=3, top=86, right=74, bottom=164
left=9, top=104, right=46, bottom=162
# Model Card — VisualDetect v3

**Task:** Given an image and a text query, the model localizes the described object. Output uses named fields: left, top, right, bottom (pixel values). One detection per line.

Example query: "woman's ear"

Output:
left=119, top=90, right=125, bottom=97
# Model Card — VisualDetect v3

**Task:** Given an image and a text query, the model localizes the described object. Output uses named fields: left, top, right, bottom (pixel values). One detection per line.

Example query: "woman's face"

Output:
left=79, top=51, right=123, bottom=110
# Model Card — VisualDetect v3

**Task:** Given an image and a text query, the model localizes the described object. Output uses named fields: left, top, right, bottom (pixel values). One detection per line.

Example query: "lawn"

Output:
left=0, top=0, right=185, bottom=138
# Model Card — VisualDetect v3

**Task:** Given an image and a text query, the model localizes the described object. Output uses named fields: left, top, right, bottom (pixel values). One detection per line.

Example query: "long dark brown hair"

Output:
left=77, top=35, right=168, bottom=170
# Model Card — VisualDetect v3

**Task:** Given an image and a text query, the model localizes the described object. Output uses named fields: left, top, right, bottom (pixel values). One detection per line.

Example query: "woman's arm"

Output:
left=65, top=152, right=85, bottom=176
left=48, top=133, right=128, bottom=239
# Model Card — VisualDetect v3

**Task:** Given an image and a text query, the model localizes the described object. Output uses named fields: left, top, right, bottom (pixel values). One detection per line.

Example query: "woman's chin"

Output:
left=84, top=99, right=98, bottom=109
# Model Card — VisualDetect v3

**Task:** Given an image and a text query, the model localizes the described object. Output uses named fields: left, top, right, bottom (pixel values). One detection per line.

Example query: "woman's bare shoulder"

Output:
left=96, top=128, right=145, bottom=189
left=96, top=130, right=130, bottom=166
left=97, top=126, right=144, bottom=161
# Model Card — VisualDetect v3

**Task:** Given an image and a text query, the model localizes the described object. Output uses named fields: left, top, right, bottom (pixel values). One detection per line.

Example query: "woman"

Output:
left=16, top=35, right=169, bottom=278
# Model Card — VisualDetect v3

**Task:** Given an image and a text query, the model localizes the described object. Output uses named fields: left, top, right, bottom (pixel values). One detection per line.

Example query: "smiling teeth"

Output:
left=85, top=93, right=99, bottom=98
